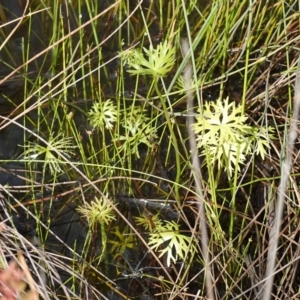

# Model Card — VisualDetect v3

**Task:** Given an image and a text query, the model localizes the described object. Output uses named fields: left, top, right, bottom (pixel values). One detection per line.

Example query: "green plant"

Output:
left=88, top=99, right=118, bottom=130
left=135, top=213, right=163, bottom=231
left=123, top=39, right=182, bottom=199
left=22, top=133, right=76, bottom=175
left=148, top=220, right=196, bottom=267
left=1, top=0, right=298, bottom=299
left=77, top=195, right=116, bottom=228
left=123, top=40, right=176, bottom=79
left=108, top=226, right=137, bottom=256
left=193, top=97, right=274, bottom=177
left=117, top=106, right=158, bottom=158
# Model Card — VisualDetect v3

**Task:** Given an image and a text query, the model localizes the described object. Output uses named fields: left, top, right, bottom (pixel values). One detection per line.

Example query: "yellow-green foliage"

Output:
left=77, top=195, right=116, bottom=228
left=193, top=97, right=274, bottom=177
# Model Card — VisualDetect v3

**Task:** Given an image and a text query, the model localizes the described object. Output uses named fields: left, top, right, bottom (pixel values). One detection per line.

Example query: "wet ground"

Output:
left=0, top=1, right=299, bottom=299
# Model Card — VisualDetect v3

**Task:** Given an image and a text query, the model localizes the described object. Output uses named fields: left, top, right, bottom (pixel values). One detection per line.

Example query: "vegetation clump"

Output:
left=193, top=97, right=274, bottom=177
left=0, top=0, right=299, bottom=299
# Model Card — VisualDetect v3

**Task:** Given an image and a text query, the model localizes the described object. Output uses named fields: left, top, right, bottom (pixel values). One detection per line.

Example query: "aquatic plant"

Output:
left=134, top=214, right=196, bottom=267
left=134, top=213, right=163, bottom=231
left=148, top=220, right=196, bottom=267
left=0, top=0, right=299, bottom=299
left=88, top=99, right=118, bottom=130
left=193, top=97, right=274, bottom=177
left=123, top=40, right=176, bottom=79
left=117, top=106, right=158, bottom=158
left=77, top=195, right=116, bottom=228
left=108, top=226, right=137, bottom=255
left=22, top=133, right=76, bottom=175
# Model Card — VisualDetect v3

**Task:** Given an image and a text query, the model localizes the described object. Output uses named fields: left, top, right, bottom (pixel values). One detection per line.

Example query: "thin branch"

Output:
left=261, top=56, right=300, bottom=300
left=181, top=37, right=215, bottom=300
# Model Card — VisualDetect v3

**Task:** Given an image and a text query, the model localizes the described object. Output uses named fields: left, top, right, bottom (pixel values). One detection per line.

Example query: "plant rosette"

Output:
left=193, top=97, right=274, bottom=177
